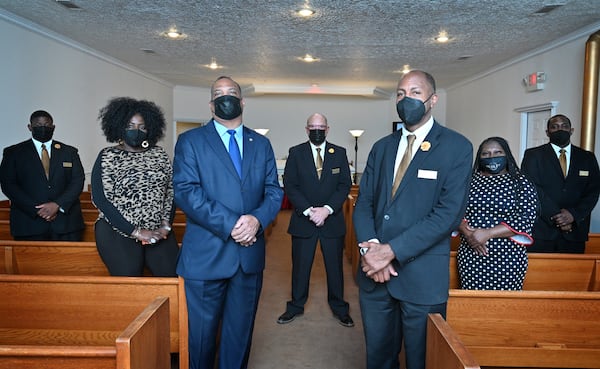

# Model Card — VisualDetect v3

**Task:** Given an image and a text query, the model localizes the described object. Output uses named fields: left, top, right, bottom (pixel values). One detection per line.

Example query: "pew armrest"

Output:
left=116, top=296, right=170, bottom=369
left=426, top=313, right=480, bottom=369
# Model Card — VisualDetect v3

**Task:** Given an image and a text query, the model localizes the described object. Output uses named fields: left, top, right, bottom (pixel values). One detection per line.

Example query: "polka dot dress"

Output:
left=457, top=172, right=538, bottom=290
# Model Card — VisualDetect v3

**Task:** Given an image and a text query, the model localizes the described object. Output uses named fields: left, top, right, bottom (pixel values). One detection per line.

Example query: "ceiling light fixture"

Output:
left=402, top=64, right=411, bottom=74
left=161, top=27, right=187, bottom=40
left=297, top=7, right=315, bottom=17
left=299, top=54, right=319, bottom=63
left=204, top=57, right=224, bottom=70
left=435, top=31, right=449, bottom=43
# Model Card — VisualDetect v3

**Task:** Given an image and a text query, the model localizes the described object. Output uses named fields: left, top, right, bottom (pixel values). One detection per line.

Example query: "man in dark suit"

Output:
left=0, top=110, right=85, bottom=241
left=353, top=70, right=472, bottom=369
left=173, top=76, right=283, bottom=369
left=521, top=114, right=600, bottom=253
left=276, top=113, right=353, bottom=327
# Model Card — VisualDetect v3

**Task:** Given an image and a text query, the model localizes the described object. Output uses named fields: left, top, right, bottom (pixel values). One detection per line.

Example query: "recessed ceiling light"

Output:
left=297, top=7, right=315, bottom=17
left=299, top=54, right=319, bottom=62
left=161, top=27, right=187, bottom=40
left=203, top=57, right=224, bottom=70
left=435, top=31, right=449, bottom=43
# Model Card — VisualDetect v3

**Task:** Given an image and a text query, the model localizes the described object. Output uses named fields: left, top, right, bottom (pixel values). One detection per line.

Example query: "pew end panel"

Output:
left=116, top=296, right=170, bottom=369
left=425, top=313, right=480, bottom=369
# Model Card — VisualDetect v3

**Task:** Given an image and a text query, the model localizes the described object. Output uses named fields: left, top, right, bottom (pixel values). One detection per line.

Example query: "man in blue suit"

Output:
left=353, top=70, right=472, bottom=369
left=173, top=76, right=283, bottom=369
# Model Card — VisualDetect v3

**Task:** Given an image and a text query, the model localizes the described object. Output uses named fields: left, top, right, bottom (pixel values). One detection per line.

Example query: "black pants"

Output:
left=95, top=218, right=179, bottom=276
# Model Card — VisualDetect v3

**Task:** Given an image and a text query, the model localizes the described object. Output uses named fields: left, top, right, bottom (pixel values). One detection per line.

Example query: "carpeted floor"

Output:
left=248, top=209, right=366, bottom=369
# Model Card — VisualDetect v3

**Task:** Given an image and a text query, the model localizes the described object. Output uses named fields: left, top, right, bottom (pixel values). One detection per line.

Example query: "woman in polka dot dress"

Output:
left=457, top=137, right=538, bottom=290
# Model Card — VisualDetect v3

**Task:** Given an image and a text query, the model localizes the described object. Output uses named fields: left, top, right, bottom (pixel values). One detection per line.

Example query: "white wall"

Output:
left=0, top=13, right=174, bottom=198
left=445, top=23, right=600, bottom=232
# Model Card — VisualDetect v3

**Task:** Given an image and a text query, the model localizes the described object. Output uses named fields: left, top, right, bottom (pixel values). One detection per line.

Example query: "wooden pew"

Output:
left=449, top=251, right=600, bottom=291
left=425, top=313, right=480, bottom=369
left=0, top=295, right=170, bottom=369
left=587, top=233, right=600, bottom=254
left=0, top=274, right=188, bottom=369
left=446, top=289, right=600, bottom=368
left=0, top=219, right=185, bottom=243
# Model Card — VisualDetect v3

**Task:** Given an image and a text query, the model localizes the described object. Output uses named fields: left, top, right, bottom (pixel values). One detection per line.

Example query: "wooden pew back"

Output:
left=0, top=296, right=170, bottom=369
left=449, top=251, right=600, bottom=291
left=0, top=274, right=187, bottom=365
left=446, top=290, right=600, bottom=368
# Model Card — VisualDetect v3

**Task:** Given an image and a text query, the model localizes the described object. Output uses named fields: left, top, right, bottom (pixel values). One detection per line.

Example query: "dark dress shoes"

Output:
left=335, top=314, right=354, bottom=327
left=277, top=311, right=302, bottom=324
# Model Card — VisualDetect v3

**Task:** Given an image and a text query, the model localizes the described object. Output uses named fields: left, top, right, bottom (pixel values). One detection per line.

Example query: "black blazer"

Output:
left=521, top=143, right=600, bottom=242
left=284, top=141, right=352, bottom=238
left=0, top=139, right=85, bottom=237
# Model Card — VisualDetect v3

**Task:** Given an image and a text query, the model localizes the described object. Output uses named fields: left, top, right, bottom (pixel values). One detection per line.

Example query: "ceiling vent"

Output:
left=141, top=49, right=156, bottom=54
left=55, top=1, right=82, bottom=10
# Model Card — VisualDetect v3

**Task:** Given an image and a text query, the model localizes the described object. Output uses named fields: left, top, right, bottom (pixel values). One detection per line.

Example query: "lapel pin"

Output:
left=328, top=148, right=334, bottom=154
left=420, top=141, right=431, bottom=151
left=54, top=143, right=61, bottom=149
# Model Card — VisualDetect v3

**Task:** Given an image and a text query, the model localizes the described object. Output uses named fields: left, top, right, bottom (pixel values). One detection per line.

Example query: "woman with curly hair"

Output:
left=456, top=137, right=538, bottom=290
left=92, top=97, right=179, bottom=276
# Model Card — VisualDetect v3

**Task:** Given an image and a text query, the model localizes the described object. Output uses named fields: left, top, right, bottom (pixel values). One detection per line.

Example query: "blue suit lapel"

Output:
left=205, top=120, right=241, bottom=180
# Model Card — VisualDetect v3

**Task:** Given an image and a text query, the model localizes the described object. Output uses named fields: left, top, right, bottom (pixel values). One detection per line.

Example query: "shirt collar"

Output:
left=402, top=116, right=434, bottom=141
left=550, top=142, right=571, bottom=154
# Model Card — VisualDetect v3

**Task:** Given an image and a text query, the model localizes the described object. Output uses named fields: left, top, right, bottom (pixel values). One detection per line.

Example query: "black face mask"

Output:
left=396, top=95, right=433, bottom=127
left=31, top=126, right=54, bottom=142
left=124, top=129, right=148, bottom=148
left=479, top=156, right=507, bottom=175
left=213, top=95, right=242, bottom=120
left=549, top=130, right=571, bottom=147
left=308, top=129, right=326, bottom=145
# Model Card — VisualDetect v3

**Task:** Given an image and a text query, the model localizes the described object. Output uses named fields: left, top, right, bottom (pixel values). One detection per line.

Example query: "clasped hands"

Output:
left=359, top=241, right=398, bottom=283
left=459, top=222, right=490, bottom=256
left=231, top=214, right=259, bottom=247
left=551, top=209, right=574, bottom=233
left=133, top=221, right=171, bottom=245
left=308, top=206, right=329, bottom=227
left=36, top=201, right=59, bottom=222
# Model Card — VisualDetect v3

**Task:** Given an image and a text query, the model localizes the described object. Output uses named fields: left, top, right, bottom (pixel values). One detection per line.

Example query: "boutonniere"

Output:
left=54, top=143, right=61, bottom=149
left=328, top=148, right=334, bottom=154
left=420, top=141, right=431, bottom=151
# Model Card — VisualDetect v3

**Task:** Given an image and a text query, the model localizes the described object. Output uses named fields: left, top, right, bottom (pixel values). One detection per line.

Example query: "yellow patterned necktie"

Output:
left=41, top=143, right=50, bottom=179
left=316, top=147, right=323, bottom=179
left=391, top=134, right=416, bottom=197
left=559, top=149, right=567, bottom=177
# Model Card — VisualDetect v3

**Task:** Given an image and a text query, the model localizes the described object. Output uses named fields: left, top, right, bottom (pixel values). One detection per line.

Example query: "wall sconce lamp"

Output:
left=349, top=130, right=365, bottom=184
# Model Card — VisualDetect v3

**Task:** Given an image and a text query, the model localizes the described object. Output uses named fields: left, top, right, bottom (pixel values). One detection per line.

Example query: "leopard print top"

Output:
left=96, top=146, right=174, bottom=238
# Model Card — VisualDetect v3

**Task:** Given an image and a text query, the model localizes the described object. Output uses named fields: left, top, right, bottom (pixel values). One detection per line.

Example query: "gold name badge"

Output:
left=579, top=170, right=589, bottom=176
left=63, top=162, right=73, bottom=168
left=332, top=168, right=340, bottom=174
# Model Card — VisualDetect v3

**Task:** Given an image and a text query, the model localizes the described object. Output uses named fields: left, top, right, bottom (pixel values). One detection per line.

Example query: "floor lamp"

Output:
left=349, top=130, right=364, bottom=185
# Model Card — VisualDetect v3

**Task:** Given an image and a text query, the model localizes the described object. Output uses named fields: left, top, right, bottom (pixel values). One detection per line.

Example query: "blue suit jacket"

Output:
left=353, top=122, right=472, bottom=305
left=173, top=120, right=283, bottom=280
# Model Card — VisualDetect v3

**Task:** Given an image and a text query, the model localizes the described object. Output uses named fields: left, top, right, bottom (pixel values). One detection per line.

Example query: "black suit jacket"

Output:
left=284, top=141, right=352, bottom=238
left=0, top=139, right=85, bottom=237
left=353, top=122, right=472, bottom=304
left=521, top=143, right=600, bottom=242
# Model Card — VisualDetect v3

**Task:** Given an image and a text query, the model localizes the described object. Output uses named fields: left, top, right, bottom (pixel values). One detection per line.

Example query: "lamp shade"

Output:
left=349, top=129, right=364, bottom=137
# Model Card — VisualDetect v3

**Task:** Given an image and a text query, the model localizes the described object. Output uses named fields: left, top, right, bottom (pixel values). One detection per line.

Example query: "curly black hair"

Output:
left=98, top=97, right=166, bottom=146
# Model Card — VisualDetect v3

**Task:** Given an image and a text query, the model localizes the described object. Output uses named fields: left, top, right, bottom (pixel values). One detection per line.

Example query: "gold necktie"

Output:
left=391, top=134, right=416, bottom=197
left=41, top=143, right=50, bottom=179
left=316, top=147, right=323, bottom=179
left=559, top=149, right=567, bottom=177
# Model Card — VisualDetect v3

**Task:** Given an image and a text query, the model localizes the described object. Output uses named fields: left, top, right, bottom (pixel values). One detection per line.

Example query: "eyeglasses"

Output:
left=307, top=125, right=327, bottom=130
